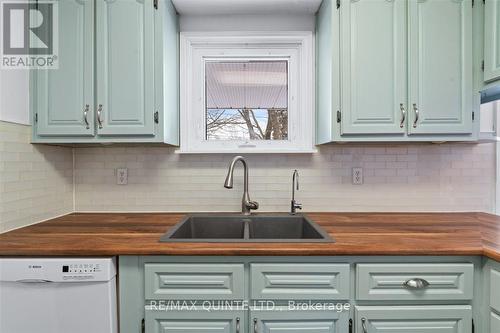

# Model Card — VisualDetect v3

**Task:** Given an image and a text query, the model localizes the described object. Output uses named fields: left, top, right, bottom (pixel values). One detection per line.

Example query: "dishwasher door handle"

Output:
left=15, top=279, right=54, bottom=283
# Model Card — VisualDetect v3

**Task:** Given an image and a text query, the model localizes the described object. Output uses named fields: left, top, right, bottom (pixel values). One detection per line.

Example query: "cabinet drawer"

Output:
left=250, top=307, right=349, bottom=333
left=356, top=263, right=473, bottom=301
left=250, top=263, right=350, bottom=300
left=490, top=268, right=500, bottom=312
left=355, top=305, right=472, bottom=333
left=146, top=308, right=244, bottom=333
left=145, top=263, right=244, bottom=300
left=491, top=312, right=500, bottom=333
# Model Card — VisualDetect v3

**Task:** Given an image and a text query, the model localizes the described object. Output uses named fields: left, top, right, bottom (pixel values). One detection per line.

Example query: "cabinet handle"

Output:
left=399, top=103, right=406, bottom=128
left=236, top=317, right=240, bottom=333
left=253, top=318, right=258, bottom=333
left=361, top=317, right=368, bottom=333
left=97, top=104, right=103, bottom=129
left=403, top=277, right=430, bottom=289
left=83, top=104, right=90, bottom=129
left=412, top=103, right=419, bottom=128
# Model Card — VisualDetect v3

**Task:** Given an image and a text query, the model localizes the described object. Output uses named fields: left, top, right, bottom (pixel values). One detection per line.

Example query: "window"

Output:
left=205, top=60, right=289, bottom=141
left=180, top=32, right=314, bottom=153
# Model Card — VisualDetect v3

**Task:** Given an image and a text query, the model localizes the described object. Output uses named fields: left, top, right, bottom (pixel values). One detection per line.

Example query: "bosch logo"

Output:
left=28, top=265, right=42, bottom=269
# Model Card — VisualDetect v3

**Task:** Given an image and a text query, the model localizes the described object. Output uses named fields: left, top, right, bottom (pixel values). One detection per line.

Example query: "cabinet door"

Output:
left=485, top=0, right=500, bottom=82
left=34, top=0, right=94, bottom=137
left=340, top=0, right=407, bottom=135
left=355, top=306, right=471, bottom=333
left=146, top=309, right=244, bottom=333
left=408, top=0, right=473, bottom=135
left=95, top=0, right=155, bottom=136
left=251, top=307, right=349, bottom=333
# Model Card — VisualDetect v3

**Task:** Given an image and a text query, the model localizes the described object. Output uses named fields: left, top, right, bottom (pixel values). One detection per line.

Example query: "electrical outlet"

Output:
left=116, top=168, right=128, bottom=185
left=352, top=167, right=363, bottom=185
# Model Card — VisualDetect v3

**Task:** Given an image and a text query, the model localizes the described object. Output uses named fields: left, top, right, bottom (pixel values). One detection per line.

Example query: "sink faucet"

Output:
left=224, top=156, right=259, bottom=215
left=291, top=169, right=302, bottom=214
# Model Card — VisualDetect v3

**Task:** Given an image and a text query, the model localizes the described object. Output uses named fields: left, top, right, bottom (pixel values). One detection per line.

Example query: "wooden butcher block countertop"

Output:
left=1, top=212, right=500, bottom=260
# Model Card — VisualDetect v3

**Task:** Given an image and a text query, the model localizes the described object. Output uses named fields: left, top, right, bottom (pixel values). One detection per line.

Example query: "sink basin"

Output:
left=159, top=214, right=334, bottom=243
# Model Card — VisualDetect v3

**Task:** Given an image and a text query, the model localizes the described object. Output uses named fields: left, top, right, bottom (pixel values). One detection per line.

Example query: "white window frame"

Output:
left=179, top=32, right=315, bottom=153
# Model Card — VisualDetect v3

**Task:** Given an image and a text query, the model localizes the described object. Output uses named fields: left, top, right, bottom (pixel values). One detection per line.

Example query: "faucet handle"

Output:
left=291, top=200, right=302, bottom=214
left=246, top=201, right=259, bottom=210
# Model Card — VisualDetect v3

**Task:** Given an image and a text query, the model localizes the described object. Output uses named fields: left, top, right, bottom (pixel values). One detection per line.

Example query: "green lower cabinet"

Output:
left=120, top=256, right=482, bottom=333
left=145, top=309, right=245, bottom=333
left=355, top=306, right=472, bottom=333
left=486, top=262, right=500, bottom=333
left=250, top=307, right=349, bottom=333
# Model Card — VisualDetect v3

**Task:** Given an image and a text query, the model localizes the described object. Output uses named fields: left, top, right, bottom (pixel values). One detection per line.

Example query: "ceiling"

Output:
left=206, top=61, right=288, bottom=109
left=171, top=0, right=323, bottom=15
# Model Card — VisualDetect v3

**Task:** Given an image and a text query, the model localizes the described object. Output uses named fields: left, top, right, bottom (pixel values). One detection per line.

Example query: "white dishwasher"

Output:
left=0, top=257, right=117, bottom=333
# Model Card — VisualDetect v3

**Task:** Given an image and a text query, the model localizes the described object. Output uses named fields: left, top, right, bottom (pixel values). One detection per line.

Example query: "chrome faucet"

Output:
left=224, top=156, right=259, bottom=215
left=291, top=169, right=302, bottom=214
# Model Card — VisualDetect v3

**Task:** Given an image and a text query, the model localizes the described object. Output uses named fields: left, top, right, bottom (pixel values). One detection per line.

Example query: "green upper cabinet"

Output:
left=33, top=0, right=94, bottom=137
left=95, top=0, right=155, bottom=136
left=340, top=0, right=407, bottom=135
left=317, top=0, right=477, bottom=142
left=484, top=0, right=500, bottom=82
left=32, top=0, right=179, bottom=144
left=407, top=0, right=473, bottom=135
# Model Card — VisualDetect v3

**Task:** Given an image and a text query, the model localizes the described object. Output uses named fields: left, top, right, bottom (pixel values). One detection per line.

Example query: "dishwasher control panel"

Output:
left=62, top=262, right=101, bottom=273
left=61, top=262, right=105, bottom=281
left=0, top=258, right=116, bottom=283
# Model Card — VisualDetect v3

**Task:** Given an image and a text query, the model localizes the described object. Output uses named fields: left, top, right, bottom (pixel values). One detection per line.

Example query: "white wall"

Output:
left=179, top=14, right=316, bottom=32
left=0, top=70, right=30, bottom=125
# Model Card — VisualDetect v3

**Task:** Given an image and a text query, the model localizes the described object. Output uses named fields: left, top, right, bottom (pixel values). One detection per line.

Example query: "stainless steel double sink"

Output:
left=160, top=214, right=334, bottom=243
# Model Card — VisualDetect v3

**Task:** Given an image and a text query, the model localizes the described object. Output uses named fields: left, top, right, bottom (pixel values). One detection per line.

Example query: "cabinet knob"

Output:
left=403, top=277, right=430, bottom=289
left=83, top=104, right=90, bottom=129
left=97, top=104, right=103, bottom=129
left=399, top=103, right=406, bottom=128
left=361, top=317, right=368, bottom=333
left=412, top=103, right=419, bottom=128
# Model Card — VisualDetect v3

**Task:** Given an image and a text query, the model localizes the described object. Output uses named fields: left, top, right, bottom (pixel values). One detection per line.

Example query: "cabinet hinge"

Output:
left=141, top=318, right=145, bottom=333
left=349, top=319, right=353, bottom=333
left=153, top=0, right=158, bottom=10
left=336, top=0, right=340, bottom=9
left=472, top=319, right=474, bottom=333
left=482, top=60, right=485, bottom=71
left=154, top=111, right=159, bottom=124
left=34, top=113, right=38, bottom=123
left=336, top=110, right=341, bottom=123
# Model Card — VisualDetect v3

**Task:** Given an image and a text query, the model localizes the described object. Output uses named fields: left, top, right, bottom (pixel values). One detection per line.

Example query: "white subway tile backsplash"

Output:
left=0, top=121, right=73, bottom=232
left=73, top=143, right=496, bottom=213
